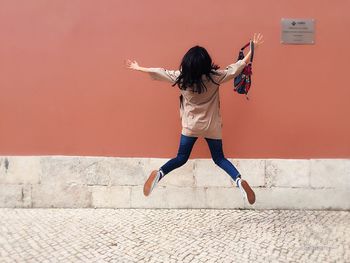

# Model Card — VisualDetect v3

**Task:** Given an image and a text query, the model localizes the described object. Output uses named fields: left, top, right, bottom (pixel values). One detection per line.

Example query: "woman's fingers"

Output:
left=254, top=33, right=262, bottom=38
left=254, top=33, right=264, bottom=45
left=125, top=59, right=134, bottom=69
left=125, top=59, right=139, bottom=70
left=251, top=33, right=264, bottom=48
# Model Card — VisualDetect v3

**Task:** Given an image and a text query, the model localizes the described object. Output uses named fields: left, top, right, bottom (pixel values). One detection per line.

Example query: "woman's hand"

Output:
left=252, top=33, right=264, bottom=49
left=242, top=33, right=263, bottom=64
left=125, top=59, right=140, bottom=70
left=125, top=59, right=153, bottom=73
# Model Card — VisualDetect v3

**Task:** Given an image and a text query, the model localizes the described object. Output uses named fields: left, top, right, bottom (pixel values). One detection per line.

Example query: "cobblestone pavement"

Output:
left=0, top=209, right=349, bottom=263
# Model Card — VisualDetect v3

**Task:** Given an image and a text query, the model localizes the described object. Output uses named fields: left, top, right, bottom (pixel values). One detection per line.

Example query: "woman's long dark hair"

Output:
left=172, top=46, right=220, bottom=94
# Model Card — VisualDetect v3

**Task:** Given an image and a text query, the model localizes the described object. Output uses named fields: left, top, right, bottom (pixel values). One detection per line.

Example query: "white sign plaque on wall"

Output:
left=281, top=18, right=315, bottom=44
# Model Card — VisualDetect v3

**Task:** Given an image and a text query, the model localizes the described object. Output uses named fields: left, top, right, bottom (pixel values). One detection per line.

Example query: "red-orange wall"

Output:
left=0, top=1, right=349, bottom=158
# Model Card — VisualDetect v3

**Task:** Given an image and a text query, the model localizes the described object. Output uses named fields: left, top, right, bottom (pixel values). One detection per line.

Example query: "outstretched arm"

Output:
left=125, top=59, right=179, bottom=84
left=215, top=33, right=264, bottom=84
left=125, top=59, right=153, bottom=73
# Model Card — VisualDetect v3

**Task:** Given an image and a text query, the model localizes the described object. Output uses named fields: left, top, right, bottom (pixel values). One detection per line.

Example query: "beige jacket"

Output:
left=148, top=60, right=247, bottom=139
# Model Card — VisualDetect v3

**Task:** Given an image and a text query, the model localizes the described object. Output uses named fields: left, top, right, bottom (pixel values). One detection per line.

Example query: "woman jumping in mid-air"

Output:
left=126, top=33, right=264, bottom=205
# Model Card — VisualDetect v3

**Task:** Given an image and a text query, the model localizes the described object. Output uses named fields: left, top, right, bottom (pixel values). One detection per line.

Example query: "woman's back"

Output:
left=179, top=62, right=246, bottom=139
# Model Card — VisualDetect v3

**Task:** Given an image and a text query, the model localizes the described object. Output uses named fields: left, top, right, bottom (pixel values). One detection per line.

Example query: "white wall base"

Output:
left=0, top=156, right=349, bottom=210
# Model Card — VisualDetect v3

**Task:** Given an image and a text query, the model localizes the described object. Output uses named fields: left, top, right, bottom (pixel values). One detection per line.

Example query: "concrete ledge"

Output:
left=0, top=156, right=349, bottom=210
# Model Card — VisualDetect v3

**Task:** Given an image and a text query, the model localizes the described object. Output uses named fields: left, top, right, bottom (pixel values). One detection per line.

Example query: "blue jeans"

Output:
left=159, top=133, right=241, bottom=181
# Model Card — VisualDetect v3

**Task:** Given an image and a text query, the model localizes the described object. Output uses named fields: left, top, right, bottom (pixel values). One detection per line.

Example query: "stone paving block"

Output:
left=105, top=157, right=146, bottom=186
left=77, top=156, right=113, bottom=186
left=310, top=159, right=350, bottom=189
left=91, top=185, right=130, bottom=208
left=40, top=156, right=90, bottom=185
left=205, top=187, right=244, bottom=209
left=0, top=156, right=40, bottom=184
left=0, top=184, right=31, bottom=208
left=265, top=159, right=310, bottom=187
left=164, top=186, right=207, bottom=208
left=2, top=208, right=349, bottom=262
left=229, top=159, right=265, bottom=187
left=143, top=158, right=195, bottom=187
left=40, top=156, right=146, bottom=186
left=32, top=183, right=91, bottom=208
left=194, top=159, right=234, bottom=187
left=251, top=188, right=350, bottom=210
left=130, top=186, right=168, bottom=208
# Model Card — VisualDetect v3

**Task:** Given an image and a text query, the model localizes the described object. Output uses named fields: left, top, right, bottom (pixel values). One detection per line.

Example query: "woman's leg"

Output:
left=159, top=133, right=198, bottom=179
left=205, top=137, right=256, bottom=204
left=204, top=137, right=241, bottom=182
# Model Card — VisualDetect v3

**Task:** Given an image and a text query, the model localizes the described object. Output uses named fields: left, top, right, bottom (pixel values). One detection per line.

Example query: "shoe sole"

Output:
left=143, top=170, right=158, bottom=196
left=241, top=180, right=256, bottom=204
